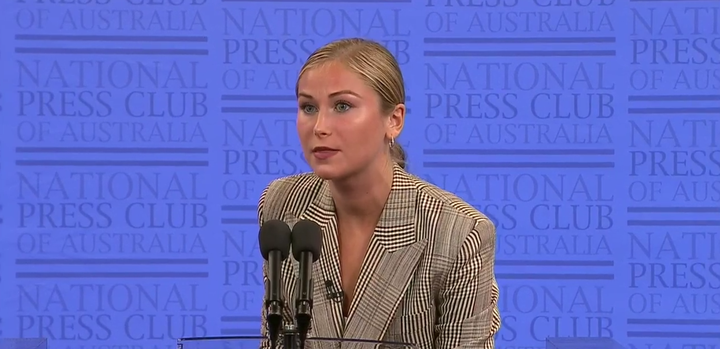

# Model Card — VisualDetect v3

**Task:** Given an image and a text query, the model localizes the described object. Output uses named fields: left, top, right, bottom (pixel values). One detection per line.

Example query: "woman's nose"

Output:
left=313, top=112, right=331, bottom=137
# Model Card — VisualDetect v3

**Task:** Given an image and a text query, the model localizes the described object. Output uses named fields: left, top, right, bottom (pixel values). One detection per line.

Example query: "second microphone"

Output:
left=291, top=220, right=323, bottom=349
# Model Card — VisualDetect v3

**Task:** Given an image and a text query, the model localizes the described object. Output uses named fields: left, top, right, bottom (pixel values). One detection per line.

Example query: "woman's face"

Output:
left=296, top=62, right=390, bottom=181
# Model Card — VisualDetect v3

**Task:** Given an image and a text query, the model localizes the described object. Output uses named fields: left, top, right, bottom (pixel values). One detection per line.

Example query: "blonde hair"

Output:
left=296, top=38, right=407, bottom=169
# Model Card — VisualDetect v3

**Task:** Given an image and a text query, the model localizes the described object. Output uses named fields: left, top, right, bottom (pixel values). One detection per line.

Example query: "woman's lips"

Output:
left=312, top=147, right=339, bottom=160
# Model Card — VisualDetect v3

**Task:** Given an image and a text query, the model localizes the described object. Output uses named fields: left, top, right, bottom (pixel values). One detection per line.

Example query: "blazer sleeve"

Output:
left=258, top=185, right=272, bottom=349
left=434, top=218, right=501, bottom=349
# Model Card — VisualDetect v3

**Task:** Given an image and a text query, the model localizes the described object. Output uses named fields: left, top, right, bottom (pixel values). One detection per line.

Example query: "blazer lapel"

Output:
left=295, top=180, right=345, bottom=342
left=343, top=165, right=428, bottom=344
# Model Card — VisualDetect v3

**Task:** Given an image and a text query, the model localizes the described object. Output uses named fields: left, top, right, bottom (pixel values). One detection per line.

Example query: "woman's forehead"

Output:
left=298, top=64, right=374, bottom=99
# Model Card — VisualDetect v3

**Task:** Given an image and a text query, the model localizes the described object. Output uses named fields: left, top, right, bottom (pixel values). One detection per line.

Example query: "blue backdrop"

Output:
left=0, top=0, right=718, bottom=348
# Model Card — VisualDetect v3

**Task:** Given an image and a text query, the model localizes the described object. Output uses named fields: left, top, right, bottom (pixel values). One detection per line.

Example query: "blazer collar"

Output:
left=305, top=162, right=418, bottom=249
left=374, top=163, right=418, bottom=251
left=298, top=164, right=425, bottom=345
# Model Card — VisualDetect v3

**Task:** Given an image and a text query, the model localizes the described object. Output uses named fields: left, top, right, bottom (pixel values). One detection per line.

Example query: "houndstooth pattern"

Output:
left=257, top=164, right=501, bottom=349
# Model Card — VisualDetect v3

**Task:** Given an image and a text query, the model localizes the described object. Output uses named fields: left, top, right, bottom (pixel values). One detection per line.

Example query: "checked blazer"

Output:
left=258, top=164, right=501, bottom=349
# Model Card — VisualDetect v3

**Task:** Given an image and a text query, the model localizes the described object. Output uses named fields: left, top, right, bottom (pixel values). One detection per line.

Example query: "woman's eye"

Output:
left=301, top=105, right=317, bottom=114
left=335, top=102, right=351, bottom=112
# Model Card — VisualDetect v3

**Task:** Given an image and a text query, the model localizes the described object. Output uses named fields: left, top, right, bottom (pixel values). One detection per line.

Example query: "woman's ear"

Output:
left=386, top=104, right=406, bottom=139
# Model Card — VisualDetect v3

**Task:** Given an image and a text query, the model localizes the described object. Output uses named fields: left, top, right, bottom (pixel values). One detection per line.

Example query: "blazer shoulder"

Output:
left=407, top=173, right=494, bottom=238
left=263, top=172, right=322, bottom=197
left=258, top=172, right=323, bottom=222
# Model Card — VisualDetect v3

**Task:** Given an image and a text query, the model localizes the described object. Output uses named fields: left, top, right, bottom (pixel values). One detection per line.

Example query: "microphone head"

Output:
left=291, top=220, right=323, bottom=262
left=258, top=219, right=292, bottom=261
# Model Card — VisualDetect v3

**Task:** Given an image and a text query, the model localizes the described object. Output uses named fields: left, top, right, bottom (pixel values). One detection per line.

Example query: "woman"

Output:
left=258, top=38, right=501, bottom=349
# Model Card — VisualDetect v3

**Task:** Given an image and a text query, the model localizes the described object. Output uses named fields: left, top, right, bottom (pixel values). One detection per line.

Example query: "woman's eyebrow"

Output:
left=328, top=90, right=361, bottom=98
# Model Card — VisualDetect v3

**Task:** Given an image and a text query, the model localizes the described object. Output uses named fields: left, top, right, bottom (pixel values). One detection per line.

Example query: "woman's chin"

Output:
left=311, top=162, right=352, bottom=181
left=312, top=167, right=341, bottom=180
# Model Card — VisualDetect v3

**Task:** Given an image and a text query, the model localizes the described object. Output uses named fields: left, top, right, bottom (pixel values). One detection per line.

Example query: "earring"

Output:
left=389, top=137, right=395, bottom=147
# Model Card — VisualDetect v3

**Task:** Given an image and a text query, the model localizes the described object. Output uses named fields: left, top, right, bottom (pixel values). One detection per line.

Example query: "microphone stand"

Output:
left=281, top=324, right=298, bottom=349
left=295, top=251, right=314, bottom=349
left=266, top=251, right=284, bottom=349
left=266, top=300, right=282, bottom=349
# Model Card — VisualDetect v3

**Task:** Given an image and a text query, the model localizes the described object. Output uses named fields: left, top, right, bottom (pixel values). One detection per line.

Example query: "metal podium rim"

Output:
left=177, top=335, right=416, bottom=347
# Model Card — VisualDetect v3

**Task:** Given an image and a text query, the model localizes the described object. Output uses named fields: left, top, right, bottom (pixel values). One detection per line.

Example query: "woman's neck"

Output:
left=330, top=161, right=394, bottom=224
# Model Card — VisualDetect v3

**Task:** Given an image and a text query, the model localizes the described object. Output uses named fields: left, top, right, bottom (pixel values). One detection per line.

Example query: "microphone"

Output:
left=258, top=219, right=292, bottom=349
left=291, top=220, right=323, bottom=349
left=324, top=280, right=344, bottom=302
